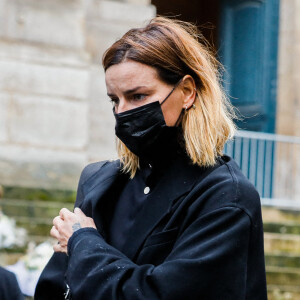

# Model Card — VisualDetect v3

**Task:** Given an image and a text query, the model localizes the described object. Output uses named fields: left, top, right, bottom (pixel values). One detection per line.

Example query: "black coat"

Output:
left=0, top=267, right=24, bottom=300
left=35, top=155, right=267, bottom=300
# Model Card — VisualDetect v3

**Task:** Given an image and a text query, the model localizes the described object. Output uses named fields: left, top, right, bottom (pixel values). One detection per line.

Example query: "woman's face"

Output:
left=105, top=60, right=192, bottom=126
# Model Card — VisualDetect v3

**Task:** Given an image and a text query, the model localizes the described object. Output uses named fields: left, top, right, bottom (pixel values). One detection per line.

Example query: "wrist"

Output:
left=67, top=227, right=102, bottom=255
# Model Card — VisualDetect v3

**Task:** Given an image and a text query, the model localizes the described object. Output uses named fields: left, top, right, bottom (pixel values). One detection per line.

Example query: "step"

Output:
left=2, top=186, right=76, bottom=203
left=0, top=198, right=73, bottom=237
left=14, top=216, right=53, bottom=236
left=264, top=232, right=300, bottom=254
left=266, top=266, right=300, bottom=286
left=264, top=221, right=300, bottom=235
left=268, top=285, right=300, bottom=300
left=262, top=207, right=300, bottom=223
left=0, top=198, right=71, bottom=249
left=0, top=198, right=73, bottom=220
left=0, top=251, right=25, bottom=266
left=265, top=253, right=300, bottom=268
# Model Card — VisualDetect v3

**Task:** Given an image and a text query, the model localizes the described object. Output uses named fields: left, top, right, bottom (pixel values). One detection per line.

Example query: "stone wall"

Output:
left=274, top=0, right=300, bottom=201
left=0, top=0, right=155, bottom=190
left=277, top=0, right=300, bottom=137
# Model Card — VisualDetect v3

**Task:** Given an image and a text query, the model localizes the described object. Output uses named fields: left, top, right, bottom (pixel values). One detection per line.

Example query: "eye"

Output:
left=109, top=97, right=119, bottom=106
left=132, top=94, right=146, bottom=101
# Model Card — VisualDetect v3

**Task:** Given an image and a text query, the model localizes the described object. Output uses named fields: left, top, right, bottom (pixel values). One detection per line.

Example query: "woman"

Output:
left=35, top=17, right=267, bottom=299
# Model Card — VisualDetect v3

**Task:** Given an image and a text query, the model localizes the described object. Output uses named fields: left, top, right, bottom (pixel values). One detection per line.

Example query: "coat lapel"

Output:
left=80, top=160, right=124, bottom=238
left=122, top=156, right=219, bottom=260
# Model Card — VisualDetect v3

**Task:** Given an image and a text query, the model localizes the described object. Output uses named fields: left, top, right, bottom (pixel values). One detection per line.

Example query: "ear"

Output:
left=180, top=75, right=196, bottom=110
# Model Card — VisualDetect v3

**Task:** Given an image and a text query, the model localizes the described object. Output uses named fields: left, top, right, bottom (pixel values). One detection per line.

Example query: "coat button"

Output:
left=144, top=187, right=150, bottom=194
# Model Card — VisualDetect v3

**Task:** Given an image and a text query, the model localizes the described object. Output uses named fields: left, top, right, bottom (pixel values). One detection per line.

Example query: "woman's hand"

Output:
left=51, top=207, right=96, bottom=254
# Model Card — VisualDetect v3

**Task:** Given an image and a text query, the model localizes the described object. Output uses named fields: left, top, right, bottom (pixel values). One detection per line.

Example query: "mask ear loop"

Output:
left=160, top=78, right=183, bottom=106
left=160, top=77, right=185, bottom=127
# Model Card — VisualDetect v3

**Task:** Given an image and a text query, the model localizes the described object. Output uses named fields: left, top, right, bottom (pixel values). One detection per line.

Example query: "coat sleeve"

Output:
left=0, top=267, right=24, bottom=300
left=66, top=206, right=252, bottom=300
left=34, top=162, right=106, bottom=300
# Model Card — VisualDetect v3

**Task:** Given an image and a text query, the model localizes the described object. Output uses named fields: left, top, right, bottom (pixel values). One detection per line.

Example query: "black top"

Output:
left=108, top=164, right=151, bottom=251
left=109, top=136, right=184, bottom=251
left=35, top=151, right=267, bottom=300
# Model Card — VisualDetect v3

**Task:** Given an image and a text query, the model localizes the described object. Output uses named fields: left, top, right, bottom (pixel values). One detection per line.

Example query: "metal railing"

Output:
left=224, top=130, right=300, bottom=208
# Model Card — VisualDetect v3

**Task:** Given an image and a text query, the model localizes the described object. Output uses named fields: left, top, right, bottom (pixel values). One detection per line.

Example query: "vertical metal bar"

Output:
left=256, top=139, right=265, bottom=197
left=234, top=136, right=242, bottom=167
left=241, top=137, right=250, bottom=176
left=249, top=138, right=258, bottom=186
left=264, top=140, right=272, bottom=198
left=270, top=140, right=275, bottom=198
left=225, top=139, right=234, bottom=157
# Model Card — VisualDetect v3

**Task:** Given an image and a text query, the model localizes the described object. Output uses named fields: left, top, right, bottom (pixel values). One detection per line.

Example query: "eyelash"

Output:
left=132, top=94, right=146, bottom=101
left=109, top=94, right=147, bottom=105
left=109, top=98, right=119, bottom=105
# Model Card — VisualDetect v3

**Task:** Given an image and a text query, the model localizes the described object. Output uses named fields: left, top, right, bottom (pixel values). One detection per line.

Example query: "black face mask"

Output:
left=113, top=80, right=182, bottom=159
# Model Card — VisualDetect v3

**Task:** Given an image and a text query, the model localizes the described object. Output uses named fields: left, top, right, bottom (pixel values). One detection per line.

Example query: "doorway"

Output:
left=151, top=0, right=279, bottom=134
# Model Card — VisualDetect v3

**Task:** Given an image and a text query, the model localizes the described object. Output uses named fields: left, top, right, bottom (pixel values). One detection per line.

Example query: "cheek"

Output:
left=162, top=103, right=183, bottom=126
left=161, top=90, right=185, bottom=126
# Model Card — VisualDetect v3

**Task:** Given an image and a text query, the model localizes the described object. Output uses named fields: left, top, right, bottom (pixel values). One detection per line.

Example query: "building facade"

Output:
left=0, top=0, right=300, bottom=199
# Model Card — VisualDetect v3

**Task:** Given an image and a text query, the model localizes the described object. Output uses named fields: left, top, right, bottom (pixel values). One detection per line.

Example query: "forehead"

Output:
left=105, top=61, right=159, bottom=91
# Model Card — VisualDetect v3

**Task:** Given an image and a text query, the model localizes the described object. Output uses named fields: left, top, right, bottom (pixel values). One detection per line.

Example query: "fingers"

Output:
left=51, top=224, right=67, bottom=245
left=53, top=241, right=67, bottom=254
left=53, top=215, right=63, bottom=229
left=50, top=225, right=59, bottom=239
left=74, top=207, right=86, bottom=217
left=51, top=226, right=67, bottom=253
left=59, top=208, right=71, bottom=220
left=51, top=208, right=80, bottom=255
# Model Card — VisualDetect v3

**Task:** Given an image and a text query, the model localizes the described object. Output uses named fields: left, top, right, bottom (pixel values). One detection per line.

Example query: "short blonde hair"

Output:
left=103, top=17, right=236, bottom=178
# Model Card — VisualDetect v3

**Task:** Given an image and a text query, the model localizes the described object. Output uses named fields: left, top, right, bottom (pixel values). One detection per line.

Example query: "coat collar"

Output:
left=80, top=156, right=221, bottom=260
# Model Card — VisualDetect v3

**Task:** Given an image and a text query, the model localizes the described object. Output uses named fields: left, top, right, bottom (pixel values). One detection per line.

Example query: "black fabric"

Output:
left=108, top=167, right=148, bottom=251
left=35, top=155, right=267, bottom=300
left=114, top=100, right=181, bottom=161
left=0, top=267, right=24, bottom=300
left=109, top=140, right=182, bottom=252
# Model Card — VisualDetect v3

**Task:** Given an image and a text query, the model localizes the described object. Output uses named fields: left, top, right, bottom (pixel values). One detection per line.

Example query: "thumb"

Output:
left=74, top=207, right=86, bottom=217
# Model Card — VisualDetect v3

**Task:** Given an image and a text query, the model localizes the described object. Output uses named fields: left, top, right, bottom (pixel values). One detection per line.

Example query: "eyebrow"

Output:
left=107, top=86, right=148, bottom=97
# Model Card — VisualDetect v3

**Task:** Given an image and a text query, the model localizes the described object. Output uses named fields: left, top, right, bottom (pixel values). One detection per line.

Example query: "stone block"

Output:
left=87, top=0, right=155, bottom=25
left=295, top=0, right=300, bottom=33
left=279, top=0, right=296, bottom=33
left=265, top=254, right=300, bottom=268
left=85, top=0, right=156, bottom=63
left=0, top=145, right=87, bottom=189
left=294, top=73, right=300, bottom=105
left=294, top=146, right=300, bottom=200
left=123, top=0, right=151, bottom=5
left=0, top=96, right=8, bottom=142
left=88, top=108, right=117, bottom=161
left=0, top=60, right=89, bottom=100
left=7, top=94, right=88, bottom=150
left=278, top=35, right=294, bottom=76
left=87, top=66, right=116, bottom=161
left=0, top=0, right=85, bottom=49
left=0, top=41, right=90, bottom=68
left=266, top=265, right=300, bottom=287
left=264, top=232, right=300, bottom=255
